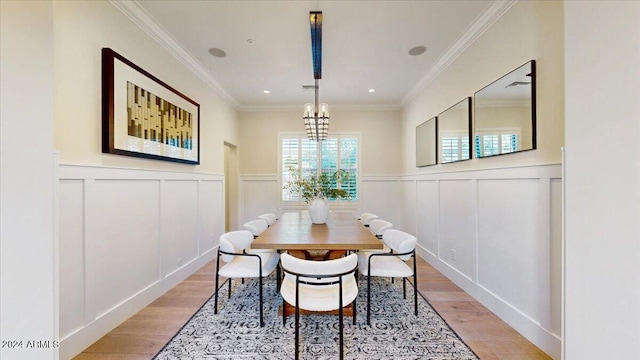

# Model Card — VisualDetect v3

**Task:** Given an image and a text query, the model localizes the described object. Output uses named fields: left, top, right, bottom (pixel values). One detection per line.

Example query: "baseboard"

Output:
left=59, top=248, right=216, bottom=360
left=416, top=246, right=561, bottom=359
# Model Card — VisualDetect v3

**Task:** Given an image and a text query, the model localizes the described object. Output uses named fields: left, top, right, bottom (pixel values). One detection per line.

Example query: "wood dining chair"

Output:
left=280, top=253, right=358, bottom=360
left=357, top=229, right=417, bottom=325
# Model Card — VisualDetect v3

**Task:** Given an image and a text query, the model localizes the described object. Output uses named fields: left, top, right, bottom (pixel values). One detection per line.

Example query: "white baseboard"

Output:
left=416, top=246, right=561, bottom=359
left=59, top=248, right=216, bottom=360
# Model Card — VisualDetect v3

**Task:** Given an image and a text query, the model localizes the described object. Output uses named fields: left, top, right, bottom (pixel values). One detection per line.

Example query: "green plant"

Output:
left=283, top=166, right=351, bottom=203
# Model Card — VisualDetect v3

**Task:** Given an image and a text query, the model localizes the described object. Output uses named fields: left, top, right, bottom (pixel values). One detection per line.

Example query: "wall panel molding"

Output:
left=58, top=164, right=224, bottom=359
left=404, top=164, right=562, bottom=359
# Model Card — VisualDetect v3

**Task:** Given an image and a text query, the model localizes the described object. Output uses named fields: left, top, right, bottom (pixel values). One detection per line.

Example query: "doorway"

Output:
left=224, top=142, right=239, bottom=232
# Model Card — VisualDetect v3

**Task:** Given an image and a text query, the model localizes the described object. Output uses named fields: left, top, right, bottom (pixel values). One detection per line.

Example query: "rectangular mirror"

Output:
left=416, top=116, right=437, bottom=167
left=474, top=60, right=536, bottom=158
left=438, top=97, right=471, bottom=163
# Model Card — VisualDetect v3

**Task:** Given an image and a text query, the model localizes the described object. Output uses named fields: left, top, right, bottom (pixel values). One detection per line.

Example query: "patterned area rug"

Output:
left=153, top=275, right=478, bottom=360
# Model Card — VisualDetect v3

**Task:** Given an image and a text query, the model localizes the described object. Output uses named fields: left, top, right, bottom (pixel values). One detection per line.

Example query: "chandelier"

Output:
left=303, top=11, right=329, bottom=141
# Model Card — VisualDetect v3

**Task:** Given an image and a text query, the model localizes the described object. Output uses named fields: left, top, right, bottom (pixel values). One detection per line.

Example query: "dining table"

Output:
left=250, top=210, right=383, bottom=255
left=251, top=210, right=382, bottom=316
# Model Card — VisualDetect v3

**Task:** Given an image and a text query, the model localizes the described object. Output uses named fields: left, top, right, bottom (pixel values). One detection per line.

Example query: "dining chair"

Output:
left=258, top=212, right=277, bottom=226
left=357, top=229, right=417, bottom=325
left=243, top=218, right=268, bottom=238
left=358, top=212, right=378, bottom=227
left=368, top=219, right=392, bottom=239
left=280, top=252, right=358, bottom=360
left=214, top=230, right=280, bottom=327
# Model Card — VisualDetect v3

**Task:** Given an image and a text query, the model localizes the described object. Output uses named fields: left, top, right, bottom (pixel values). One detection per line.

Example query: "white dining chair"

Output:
left=280, top=252, right=358, bottom=360
left=368, top=219, right=392, bottom=239
left=358, top=212, right=378, bottom=227
left=357, top=229, right=417, bottom=325
left=243, top=218, right=268, bottom=238
left=214, top=230, right=280, bottom=327
left=258, top=213, right=277, bottom=226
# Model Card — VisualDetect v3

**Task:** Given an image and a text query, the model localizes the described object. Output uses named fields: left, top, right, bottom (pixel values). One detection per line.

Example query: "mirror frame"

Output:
left=473, top=60, right=536, bottom=158
left=416, top=116, right=438, bottom=167
left=437, top=97, right=472, bottom=164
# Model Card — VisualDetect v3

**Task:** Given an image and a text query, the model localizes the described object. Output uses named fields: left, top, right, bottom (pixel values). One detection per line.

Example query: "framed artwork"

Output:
left=102, top=48, right=200, bottom=164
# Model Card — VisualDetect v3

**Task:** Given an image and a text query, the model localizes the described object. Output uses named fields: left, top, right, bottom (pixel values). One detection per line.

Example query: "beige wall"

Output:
left=239, top=109, right=402, bottom=175
left=53, top=0, right=239, bottom=174
left=402, top=0, right=564, bottom=172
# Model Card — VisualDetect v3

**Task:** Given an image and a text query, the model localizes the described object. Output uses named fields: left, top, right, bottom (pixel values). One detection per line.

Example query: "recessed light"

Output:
left=368, top=89, right=375, bottom=93
left=208, top=47, right=226, bottom=58
left=263, top=90, right=270, bottom=94
left=408, top=46, right=427, bottom=56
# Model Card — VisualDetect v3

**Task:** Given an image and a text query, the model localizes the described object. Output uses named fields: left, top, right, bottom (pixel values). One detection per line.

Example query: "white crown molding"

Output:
left=109, top=0, right=240, bottom=109
left=400, top=0, right=517, bottom=106
left=239, top=103, right=401, bottom=113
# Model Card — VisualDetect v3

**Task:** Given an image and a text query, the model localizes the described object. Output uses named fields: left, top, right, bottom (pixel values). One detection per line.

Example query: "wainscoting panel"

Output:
left=439, top=179, right=476, bottom=279
left=86, top=179, right=161, bottom=320
left=199, top=180, right=224, bottom=252
left=359, top=176, right=401, bottom=226
left=400, top=180, right=417, bottom=235
left=477, top=179, right=541, bottom=321
left=161, top=180, right=199, bottom=277
left=239, top=176, right=279, bottom=227
left=58, top=180, right=86, bottom=338
left=402, top=164, right=562, bottom=358
left=58, top=165, right=224, bottom=359
left=416, top=180, right=439, bottom=256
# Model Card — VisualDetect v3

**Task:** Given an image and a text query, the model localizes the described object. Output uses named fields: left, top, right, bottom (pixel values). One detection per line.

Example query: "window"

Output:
left=474, top=129, right=519, bottom=157
left=440, top=133, right=470, bottom=163
left=280, top=134, right=358, bottom=203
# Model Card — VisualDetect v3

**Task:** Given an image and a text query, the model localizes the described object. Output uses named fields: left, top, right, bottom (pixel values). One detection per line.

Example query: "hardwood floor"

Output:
left=75, top=256, right=551, bottom=359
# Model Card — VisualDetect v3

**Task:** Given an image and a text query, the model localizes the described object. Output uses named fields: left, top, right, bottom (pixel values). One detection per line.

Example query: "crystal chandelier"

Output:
left=303, top=11, right=329, bottom=141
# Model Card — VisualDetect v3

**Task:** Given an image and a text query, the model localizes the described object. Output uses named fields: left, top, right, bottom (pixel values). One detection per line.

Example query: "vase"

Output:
left=308, top=197, right=329, bottom=224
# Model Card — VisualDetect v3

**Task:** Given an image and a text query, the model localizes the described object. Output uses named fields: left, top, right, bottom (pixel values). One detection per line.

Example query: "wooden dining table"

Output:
left=251, top=211, right=383, bottom=255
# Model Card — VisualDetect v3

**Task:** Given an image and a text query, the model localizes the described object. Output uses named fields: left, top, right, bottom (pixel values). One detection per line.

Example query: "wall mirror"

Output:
left=438, top=97, right=472, bottom=164
left=416, top=116, right=437, bottom=167
left=474, top=60, right=536, bottom=158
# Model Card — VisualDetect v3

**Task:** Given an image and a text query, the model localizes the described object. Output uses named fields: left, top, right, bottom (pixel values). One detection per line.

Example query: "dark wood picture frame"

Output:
left=102, top=48, right=200, bottom=164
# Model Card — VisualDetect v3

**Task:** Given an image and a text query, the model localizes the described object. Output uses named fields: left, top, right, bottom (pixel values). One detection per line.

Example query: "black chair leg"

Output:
left=282, top=297, right=286, bottom=325
left=339, top=298, right=344, bottom=360
left=295, top=303, right=300, bottom=360
left=403, top=277, right=407, bottom=299
left=228, top=278, right=232, bottom=298
left=367, top=275, right=372, bottom=326
left=353, top=296, right=357, bottom=325
left=214, top=253, right=220, bottom=314
left=259, top=276, right=264, bottom=327
left=413, top=258, right=418, bottom=316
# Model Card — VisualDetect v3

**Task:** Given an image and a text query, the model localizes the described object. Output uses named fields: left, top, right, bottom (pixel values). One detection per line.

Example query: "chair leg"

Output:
left=339, top=295, right=344, bottom=360
left=403, top=277, right=407, bottom=299
left=338, top=279, right=342, bottom=360
left=282, top=297, right=286, bottom=325
left=259, top=276, right=264, bottom=327
left=276, top=262, right=281, bottom=290
left=214, top=254, right=220, bottom=314
left=228, top=278, right=232, bottom=299
left=413, top=259, right=418, bottom=316
left=367, top=275, right=372, bottom=326
left=353, top=295, right=357, bottom=325
left=295, top=297, right=300, bottom=360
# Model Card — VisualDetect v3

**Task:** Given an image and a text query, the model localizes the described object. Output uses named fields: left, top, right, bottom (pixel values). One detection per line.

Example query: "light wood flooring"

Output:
left=75, top=256, right=552, bottom=360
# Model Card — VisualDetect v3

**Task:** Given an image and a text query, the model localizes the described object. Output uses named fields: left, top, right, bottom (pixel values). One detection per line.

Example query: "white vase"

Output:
left=308, top=197, right=329, bottom=224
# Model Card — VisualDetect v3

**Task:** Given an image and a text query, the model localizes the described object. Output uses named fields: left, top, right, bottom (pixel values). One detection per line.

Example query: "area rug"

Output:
left=153, top=275, right=479, bottom=360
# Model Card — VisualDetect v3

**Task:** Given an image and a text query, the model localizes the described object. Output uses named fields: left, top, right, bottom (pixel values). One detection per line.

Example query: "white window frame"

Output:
left=278, top=132, right=361, bottom=208
left=474, top=127, right=521, bottom=157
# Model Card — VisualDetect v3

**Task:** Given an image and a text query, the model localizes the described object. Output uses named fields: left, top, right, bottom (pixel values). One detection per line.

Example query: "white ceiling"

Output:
left=127, top=0, right=504, bottom=111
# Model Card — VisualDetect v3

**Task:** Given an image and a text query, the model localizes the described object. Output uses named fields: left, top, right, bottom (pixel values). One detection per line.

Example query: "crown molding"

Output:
left=239, top=103, right=401, bottom=113
left=110, top=0, right=514, bottom=112
left=109, top=0, right=240, bottom=109
left=400, top=0, right=517, bottom=106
